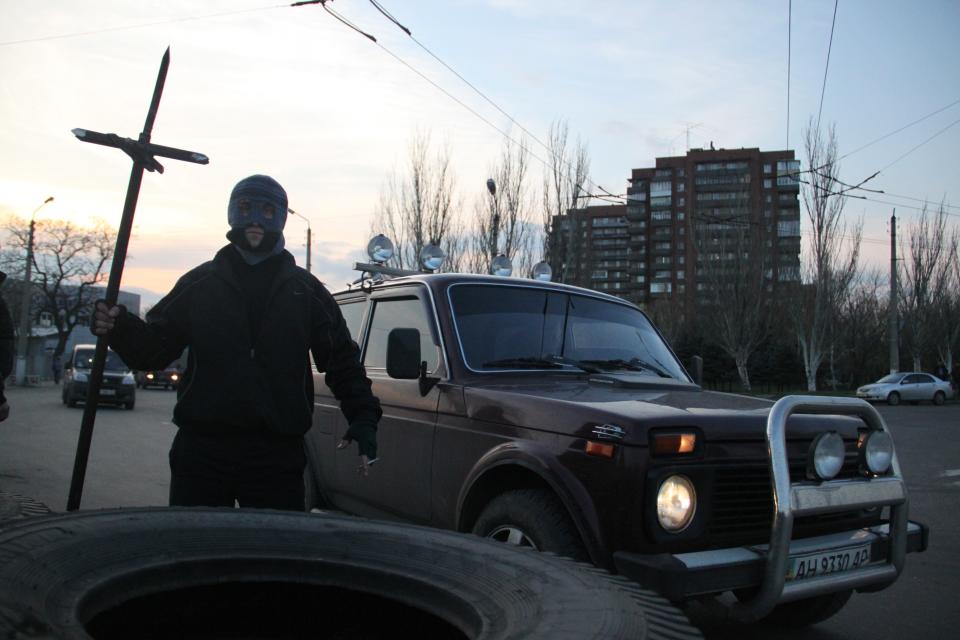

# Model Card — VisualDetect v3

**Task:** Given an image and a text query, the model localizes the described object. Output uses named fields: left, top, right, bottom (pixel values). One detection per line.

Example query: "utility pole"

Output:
left=486, top=178, right=499, bottom=273
left=14, top=196, right=54, bottom=385
left=288, top=208, right=312, bottom=273
left=889, top=210, right=899, bottom=374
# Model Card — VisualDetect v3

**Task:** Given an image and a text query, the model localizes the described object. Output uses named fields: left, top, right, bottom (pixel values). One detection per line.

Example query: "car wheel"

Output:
left=472, top=488, right=588, bottom=562
left=887, top=391, right=900, bottom=406
left=760, top=590, right=852, bottom=628
left=933, top=391, right=946, bottom=406
left=0, top=508, right=699, bottom=640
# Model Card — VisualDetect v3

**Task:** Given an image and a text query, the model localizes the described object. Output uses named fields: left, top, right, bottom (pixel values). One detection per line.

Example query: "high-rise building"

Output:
left=549, top=147, right=801, bottom=308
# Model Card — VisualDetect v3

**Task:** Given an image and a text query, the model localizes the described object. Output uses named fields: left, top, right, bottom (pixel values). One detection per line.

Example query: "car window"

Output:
left=878, top=373, right=903, bottom=384
left=449, top=284, right=687, bottom=380
left=364, top=296, right=439, bottom=373
left=338, top=300, right=367, bottom=341
left=74, top=349, right=128, bottom=372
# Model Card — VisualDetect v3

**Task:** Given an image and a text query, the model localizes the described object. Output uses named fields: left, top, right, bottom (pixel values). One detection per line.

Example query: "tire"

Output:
left=887, top=391, right=900, bottom=406
left=760, top=590, right=852, bottom=628
left=472, top=488, right=588, bottom=562
left=933, top=391, right=946, bottom=406
left=0, top=508, right=700, bottom=640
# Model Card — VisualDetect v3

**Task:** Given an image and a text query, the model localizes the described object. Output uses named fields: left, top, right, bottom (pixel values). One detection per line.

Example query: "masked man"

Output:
left=93, top=174, right=380, bottom=510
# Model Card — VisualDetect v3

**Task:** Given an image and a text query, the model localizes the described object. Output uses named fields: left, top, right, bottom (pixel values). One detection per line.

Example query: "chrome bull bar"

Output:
left=730, top=396, right=908, bottom=622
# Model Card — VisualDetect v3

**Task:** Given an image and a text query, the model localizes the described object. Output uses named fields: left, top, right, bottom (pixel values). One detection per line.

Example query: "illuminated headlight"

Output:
left=146, top=373, right=155, bottom=380
left=861, top=430, right=893, bottom=475
left=809, top=432, right=845, bottom=480
left=656, top=475, right=696, bottom=532
left=122, top=373, right=136, bottom=385
left=170, top=373, right=179, bottom=381
left=73, top=372, right=88, bottom=382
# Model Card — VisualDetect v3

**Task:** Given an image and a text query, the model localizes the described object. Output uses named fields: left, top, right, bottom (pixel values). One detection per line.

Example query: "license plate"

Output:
left=100, top=389, right=116, bottom=396
left=787, top=545, right=871, bottom=581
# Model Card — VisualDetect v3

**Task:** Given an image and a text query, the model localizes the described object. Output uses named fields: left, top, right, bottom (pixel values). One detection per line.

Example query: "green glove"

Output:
left=342, top=420, right=378, bottom=460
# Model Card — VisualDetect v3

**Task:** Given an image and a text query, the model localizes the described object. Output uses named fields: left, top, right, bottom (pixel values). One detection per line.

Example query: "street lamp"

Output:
left=15, top=196, right=54, bottom=385
left=287, top=207, right=312, bottom=273
left=486, top=178, right=499, bottom=273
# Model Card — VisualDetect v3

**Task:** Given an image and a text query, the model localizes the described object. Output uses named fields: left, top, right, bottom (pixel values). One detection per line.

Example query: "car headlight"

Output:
left=146, top=373, right=155, bottom=380
left=656, top=475, right=697, bottom=532
left=808, top=432, right=845, bottom=480
left=73, top=372, right=88, bottom=383
left=860, top=430, right=893, bottom=475
left=123, top=373, right=136, bottom=385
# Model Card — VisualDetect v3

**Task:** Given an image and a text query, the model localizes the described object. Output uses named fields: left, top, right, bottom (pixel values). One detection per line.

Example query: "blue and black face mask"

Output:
left=226, top=174, right=288, bottom=265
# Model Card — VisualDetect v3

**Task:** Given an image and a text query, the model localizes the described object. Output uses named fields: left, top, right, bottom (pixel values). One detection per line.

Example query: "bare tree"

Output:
left=789, top=121, right=862, bottom=392
left=691, top=192, right=772, bottom=391
left=899, top=202, right=958, bottom=371
left=371, top=130, right=460, bottom=271
left=938, top=241, right=960, bottom=375
left=542, top=119, right=591, bottom=282
left=1, top=217, right=116, bottom=359
left=835, top=270, right=889, bottom=386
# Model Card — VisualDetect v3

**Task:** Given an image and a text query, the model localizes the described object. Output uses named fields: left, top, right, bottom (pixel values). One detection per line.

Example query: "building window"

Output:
left=763, top=179, right=773, bottom=189
left=677, top=182, right=685, bottom=193
left=652, top=210, right=672, bottom=221
left=654, top=256, right=672, bottom=266
left=650, top=282, right=672, bottom=293
left=635, top=275, right=646, bottom=283
left=654, top=269, right=671, bottom=279
left=677, top=270, right=685, bottom=280
left=778, top=220, right=801, bottom=237
left=654, top=241, right=672, bottom=251
left=764, top=164, right=772, bottom=174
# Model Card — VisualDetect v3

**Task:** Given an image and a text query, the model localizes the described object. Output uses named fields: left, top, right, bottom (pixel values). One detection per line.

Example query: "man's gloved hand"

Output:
left=337, top=419, right=378, bottom=476
left=91, top=300, right=126, bottom=336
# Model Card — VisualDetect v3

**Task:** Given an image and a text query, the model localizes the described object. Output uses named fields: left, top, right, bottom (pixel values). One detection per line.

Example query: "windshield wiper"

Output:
left=482, top=357, right=563, bottom=369
left=580, top=358, right=673, bottom=378
left=482, top=356, right=599, bottom=373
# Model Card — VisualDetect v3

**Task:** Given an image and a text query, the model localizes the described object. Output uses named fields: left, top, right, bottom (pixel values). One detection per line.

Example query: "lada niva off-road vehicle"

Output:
left=304, top=238, right=927, bottom=627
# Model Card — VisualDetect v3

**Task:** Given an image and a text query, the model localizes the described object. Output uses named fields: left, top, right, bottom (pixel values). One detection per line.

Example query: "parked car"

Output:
left=303, top=248, right=927, bottom=628
left=62, top=344, right=136, bottom=409
left=136, top=366, right=181, bottom=390
left=856, top=372, right=954, bottom=406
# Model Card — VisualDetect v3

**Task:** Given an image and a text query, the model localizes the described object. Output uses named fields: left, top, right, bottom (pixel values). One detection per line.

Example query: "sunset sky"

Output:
left=1, top=0, right=957, bottom=307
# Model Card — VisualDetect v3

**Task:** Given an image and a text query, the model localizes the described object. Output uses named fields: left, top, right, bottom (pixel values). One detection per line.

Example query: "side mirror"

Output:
left=387, top=328, right=422, bottom=379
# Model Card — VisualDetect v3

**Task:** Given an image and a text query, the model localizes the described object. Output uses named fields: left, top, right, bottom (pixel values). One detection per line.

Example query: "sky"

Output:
left=1, top=0, right=958, bottom=308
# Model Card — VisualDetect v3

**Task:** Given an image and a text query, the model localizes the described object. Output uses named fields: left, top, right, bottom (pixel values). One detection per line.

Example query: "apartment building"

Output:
left=549, top=147, right=802, bottom=308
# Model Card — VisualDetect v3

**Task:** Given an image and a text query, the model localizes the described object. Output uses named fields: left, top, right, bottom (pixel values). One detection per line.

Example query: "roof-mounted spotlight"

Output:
left=367, top=234, right=395, bottom=264
left=531, top=261, right=552, bottom=282
left=491, top=254, right=513, bottom=277
left=420, top=243, right=446, bottom=272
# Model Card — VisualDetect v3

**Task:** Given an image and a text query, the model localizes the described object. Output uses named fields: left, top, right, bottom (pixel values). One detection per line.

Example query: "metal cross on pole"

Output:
left=66, top=47, right=208, bottom=511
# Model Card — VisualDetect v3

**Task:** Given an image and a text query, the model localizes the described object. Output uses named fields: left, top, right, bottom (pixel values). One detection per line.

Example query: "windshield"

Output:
left=448, top=284, right=688, bottom=380
left=877, top=374, right=905, bottom=384
left=74, top=349, right=129, bottom=372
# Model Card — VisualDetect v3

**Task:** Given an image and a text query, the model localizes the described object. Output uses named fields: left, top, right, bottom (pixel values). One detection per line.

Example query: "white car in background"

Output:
left=856, top=372, right=954, bottom=406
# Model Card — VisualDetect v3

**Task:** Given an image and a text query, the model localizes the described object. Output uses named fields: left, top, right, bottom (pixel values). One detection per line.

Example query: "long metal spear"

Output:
left=67, top=48, right=208, bottom=511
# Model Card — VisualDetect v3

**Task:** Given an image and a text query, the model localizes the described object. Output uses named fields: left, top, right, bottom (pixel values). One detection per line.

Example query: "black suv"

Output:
left=304, top=267, right=927, bottom=626
left=62, top=344, right=136, bottom=410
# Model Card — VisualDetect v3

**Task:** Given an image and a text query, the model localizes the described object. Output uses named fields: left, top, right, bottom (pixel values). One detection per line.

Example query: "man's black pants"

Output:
left=169, top=429, right=306, bottom=511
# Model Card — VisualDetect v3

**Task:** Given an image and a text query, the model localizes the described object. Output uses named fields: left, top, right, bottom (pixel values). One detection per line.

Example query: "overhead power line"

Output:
left=815, top=0, right=839, bottom=132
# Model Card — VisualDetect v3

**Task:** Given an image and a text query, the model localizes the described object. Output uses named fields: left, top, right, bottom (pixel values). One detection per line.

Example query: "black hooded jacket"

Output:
left=108, top=246, right=381, bottom=436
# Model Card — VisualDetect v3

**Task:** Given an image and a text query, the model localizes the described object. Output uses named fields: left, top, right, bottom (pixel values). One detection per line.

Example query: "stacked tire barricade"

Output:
left=0, top=507, right=702, bottom=639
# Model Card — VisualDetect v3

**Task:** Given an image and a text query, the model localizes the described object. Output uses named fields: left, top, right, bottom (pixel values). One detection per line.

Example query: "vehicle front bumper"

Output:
left=70, top=382, right=135, bottom=403
left=614, top=520, right=928, bottom=602
left=855, top=391, right=886, bottom=401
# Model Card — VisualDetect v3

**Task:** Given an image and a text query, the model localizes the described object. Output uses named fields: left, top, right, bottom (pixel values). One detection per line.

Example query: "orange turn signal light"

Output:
left=652, top=433, right=697, bottom=456
left=585, top=441, right=615, bottom=458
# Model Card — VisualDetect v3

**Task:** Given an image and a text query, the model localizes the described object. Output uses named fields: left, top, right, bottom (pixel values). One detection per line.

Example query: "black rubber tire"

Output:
left=760, top=590, right=852, bottom=628
left=0, top=508, right=701, bottom=640
left=933, top=391, right=946, bottom=406
left=472, top=488, right=589, bottom=562
left=887, top=391, right=900, bottom=406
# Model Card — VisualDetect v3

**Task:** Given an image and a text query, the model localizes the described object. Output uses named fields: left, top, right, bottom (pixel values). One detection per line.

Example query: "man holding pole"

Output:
left=93, top=175, right=381, bottom=510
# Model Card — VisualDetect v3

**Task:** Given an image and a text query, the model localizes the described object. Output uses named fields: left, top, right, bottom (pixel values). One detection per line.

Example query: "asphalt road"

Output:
left=1, top=383, right=958, bottom=638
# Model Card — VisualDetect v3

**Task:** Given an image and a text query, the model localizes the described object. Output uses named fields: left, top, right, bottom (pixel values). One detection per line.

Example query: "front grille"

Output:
left=707, top=443, right=872, bottom=542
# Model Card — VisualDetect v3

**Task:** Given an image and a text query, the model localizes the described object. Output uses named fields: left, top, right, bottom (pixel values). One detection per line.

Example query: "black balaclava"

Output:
left=226, top=174, right=288, bottom=265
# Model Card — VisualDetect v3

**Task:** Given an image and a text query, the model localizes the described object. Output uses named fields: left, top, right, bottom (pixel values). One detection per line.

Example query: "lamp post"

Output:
left=486, top=178, right=498, bottom=273
left=287, top=207, right=312, bottom=273
left=15, top=196, right=54, bottom=385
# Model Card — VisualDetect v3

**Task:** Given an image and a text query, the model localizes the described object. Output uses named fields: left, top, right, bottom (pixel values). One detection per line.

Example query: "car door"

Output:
left=307, top=296, right=369, bottom=501
left=901, top=374, right=923, bottom=401
left=912, top=373, right=935, bottom=401
left=332, top=287, right=443, bottom=523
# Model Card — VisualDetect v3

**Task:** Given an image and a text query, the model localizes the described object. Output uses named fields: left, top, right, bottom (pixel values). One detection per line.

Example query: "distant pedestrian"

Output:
left=935, top=363, right=949, bottom=382
left=0, top=271, right=14, bottom=422
left=953, top=364, right=960, bottom=394
left=52, top=353, right=62, bottom=384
